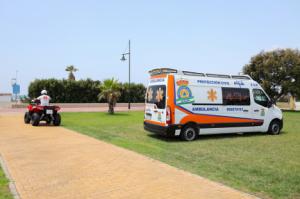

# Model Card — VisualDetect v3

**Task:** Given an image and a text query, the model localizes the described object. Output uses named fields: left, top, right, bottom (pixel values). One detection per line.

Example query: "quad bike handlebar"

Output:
left=31, top=99, right=40, bottom=105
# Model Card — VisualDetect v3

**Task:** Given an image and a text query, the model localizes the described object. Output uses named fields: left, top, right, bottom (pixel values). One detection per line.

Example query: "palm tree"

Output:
left=65, top=65, right=78, bottom=80
left=98, top=78, right=121, bottom=114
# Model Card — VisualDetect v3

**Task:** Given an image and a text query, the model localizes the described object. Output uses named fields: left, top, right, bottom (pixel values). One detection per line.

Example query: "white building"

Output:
left=0, top=93, right=12, bottom=107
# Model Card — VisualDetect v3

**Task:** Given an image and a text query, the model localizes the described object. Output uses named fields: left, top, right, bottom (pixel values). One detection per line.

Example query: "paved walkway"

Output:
left=0, top=115, right=257, bottom=199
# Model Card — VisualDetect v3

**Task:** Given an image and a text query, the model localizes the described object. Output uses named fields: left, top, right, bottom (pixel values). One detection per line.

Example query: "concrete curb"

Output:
left=0, top=154, right=21, bottom=199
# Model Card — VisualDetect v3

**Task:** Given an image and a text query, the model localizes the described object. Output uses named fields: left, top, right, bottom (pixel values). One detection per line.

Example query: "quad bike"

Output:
left=24, top=100, right=61, bottom=126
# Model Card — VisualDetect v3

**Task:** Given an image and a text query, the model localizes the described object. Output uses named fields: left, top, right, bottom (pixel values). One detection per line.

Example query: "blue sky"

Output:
left=0, top=0, right=299, bottom=94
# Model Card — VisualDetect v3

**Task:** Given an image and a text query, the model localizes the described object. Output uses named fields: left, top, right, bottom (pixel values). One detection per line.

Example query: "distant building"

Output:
left=277, top=94, right=299, bottom=111
left=0, top=93, right=12, bottom=107
left=295, top=101, right=300, bottom=111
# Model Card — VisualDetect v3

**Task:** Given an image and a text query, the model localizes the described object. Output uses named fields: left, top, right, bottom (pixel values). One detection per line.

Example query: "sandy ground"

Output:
left=0, top=114, right=258, bottom=199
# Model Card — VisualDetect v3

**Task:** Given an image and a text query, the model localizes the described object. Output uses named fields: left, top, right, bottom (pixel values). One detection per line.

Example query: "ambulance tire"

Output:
left=268, top=120, right=281, bottom=135
left=181, top=125, right=198, bottom=141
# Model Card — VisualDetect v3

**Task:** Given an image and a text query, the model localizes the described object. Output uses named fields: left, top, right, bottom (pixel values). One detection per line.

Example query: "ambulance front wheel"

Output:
left=268, top=120, right=281, bottom=135
left=180, top=125, right=198, bottom=141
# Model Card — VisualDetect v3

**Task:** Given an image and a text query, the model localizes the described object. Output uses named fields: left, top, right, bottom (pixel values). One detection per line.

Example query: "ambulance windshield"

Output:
left=146, top=85, right=166, bottom=109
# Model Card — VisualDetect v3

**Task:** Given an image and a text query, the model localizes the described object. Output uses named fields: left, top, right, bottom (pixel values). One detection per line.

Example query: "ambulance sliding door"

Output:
left=222, top=87, right=251, bottom=123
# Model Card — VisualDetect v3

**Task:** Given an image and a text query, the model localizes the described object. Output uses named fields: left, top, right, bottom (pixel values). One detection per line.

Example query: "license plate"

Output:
left=46, top=109, right=53, bottom=114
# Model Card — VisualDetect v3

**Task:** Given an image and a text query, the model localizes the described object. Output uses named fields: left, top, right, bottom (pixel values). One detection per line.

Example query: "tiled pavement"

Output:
left=0, top=115, right=258, bottom=199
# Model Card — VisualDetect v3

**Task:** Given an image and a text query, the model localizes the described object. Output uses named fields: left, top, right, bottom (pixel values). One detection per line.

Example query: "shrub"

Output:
left=119, top=83, right=146, bottom=103
left=28, top=79, right=146, bottom=103
left=28, top=79, right=101, bottom=103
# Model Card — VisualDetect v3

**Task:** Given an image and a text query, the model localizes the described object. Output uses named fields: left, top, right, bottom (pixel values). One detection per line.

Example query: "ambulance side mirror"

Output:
left=267, top=99, right=275, bottom=108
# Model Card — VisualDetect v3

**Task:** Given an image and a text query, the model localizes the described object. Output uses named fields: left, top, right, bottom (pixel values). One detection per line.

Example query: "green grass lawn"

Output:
left=0, top=166, right=13, bottom=199
left=62, top=111, right=300, bottom=199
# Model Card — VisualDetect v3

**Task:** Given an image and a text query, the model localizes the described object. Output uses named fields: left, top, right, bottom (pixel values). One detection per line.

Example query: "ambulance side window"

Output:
left=253, top=89, right=269, bottom=107
left=222, top=88, right=250, bottom=105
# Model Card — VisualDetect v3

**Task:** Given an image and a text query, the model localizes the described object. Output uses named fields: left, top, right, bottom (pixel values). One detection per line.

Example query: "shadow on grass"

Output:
left=279, top=130, right=287, bottom=135
left=147, top=131, right=277, bottom=142
left=147, top=134, right=182, bottom=142
left=104, top=112, right=130, bottom=116
left=199, top=132, right=269, bottom=140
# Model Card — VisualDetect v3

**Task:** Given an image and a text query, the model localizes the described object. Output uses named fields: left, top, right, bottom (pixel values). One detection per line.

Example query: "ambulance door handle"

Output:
left=254, top=110, right=259, bottom=112
left=243, top=110, right=249, bottom=112
left=153, top=104, right=158, bottom=112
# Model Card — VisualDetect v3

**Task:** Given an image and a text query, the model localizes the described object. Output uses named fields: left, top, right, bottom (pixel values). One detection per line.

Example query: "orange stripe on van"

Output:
left=144, top=119, right=166, bottom=126
left=150, top=74, right=167, bottom=79
left=176, top=106, right=261, bottom=124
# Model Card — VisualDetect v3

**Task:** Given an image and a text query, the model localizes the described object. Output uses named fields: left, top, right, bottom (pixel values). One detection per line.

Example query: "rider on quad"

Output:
left=36, top=90, right=51, bottom=106
left=24, top=90, right=61, bottom=126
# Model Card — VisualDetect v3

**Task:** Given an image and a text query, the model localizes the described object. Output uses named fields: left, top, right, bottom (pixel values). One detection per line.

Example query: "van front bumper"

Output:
left=144, top=121, right=181, bottom=136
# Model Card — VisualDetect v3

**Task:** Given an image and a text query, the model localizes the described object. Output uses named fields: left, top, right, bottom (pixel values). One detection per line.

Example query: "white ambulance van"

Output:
left=144, top=68, right=283, bottom=141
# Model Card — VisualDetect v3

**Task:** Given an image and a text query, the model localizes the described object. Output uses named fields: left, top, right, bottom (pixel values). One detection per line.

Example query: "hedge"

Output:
left=28, top=79, right=146, bottom=103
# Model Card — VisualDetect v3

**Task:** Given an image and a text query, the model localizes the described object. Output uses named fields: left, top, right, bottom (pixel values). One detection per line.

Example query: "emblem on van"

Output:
left=147, top=88, right=153, bottom=102
left=156, top=87, right=164, bottom=102
left=207, top=89, right=217, bottom=102
left=176, top=79, right=195, bottom=105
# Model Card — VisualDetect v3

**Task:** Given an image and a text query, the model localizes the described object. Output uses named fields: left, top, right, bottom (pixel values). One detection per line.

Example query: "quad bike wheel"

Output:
left=53, top=113, right=61, bottom=126
left=31, top=113, right=40, bottom=126
left=24, top=112, right=31, bottom=124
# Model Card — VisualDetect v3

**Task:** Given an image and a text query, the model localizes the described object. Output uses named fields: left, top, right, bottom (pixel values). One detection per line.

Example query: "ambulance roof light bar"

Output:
left=149, top=68, right=252, bottom=80
left=231, top=75, right=252, bottom=80
left=182, top=71, right=205, bottom=76
left=149, top=68, right=178, bottom=76
left=205, top=73, right=231, bottom=78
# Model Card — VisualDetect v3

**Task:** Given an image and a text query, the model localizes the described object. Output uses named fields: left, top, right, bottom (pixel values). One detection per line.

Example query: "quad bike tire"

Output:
left=53, top=113, right=61, bottom=126
left=24, top=112, right=31, bottom=124
left=31, top=113, right=40, bottom=126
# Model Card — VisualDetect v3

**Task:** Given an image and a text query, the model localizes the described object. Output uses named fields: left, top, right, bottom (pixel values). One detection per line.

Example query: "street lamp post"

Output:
left=120, top=40, right=131, bottom=110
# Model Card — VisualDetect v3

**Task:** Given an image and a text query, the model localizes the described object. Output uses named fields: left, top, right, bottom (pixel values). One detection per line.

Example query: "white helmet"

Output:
left=41, top=90, right=47, bottom=95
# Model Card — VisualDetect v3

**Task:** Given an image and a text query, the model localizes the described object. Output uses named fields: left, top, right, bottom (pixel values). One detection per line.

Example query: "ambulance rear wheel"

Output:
left=181, top=125, right=198, bottom=141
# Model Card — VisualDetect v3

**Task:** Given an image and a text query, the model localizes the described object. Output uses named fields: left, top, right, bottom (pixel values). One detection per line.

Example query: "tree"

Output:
left=243, top=48, right=300, bottom=101
left=65, top=65, right=78, bottom=80
left=98, top=78, right=121, bottom=114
